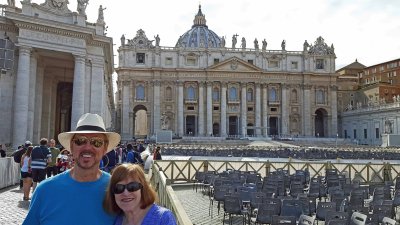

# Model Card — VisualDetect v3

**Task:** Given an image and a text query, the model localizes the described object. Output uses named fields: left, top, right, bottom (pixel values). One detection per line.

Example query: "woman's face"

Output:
left=114, top=177, right=142, bottom=213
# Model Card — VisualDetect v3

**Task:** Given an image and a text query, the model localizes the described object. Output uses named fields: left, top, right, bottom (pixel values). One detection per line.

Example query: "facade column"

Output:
left=71, top=54, right=86, bottom=130
left=303, top=85, right=312, bottom=136
left=90, top=59, right=104, bottom=116
left=262, top=83, right=268, bottom=137
left=330, top=85, right=338, bottom=137
left=241, top=82, right=247, bottom=137
left=13, top=46, right=31, bottom=146
left=206, top=81, right=213, bottom=136
left=121, top=81, right=131, bottom=140
left=177, top=81, right=184, bottom=137
left=255, top=83, right=261, bottom=137
left=198, top=81, right=205, bottom=136
left=27, top=53, right=37, bottom=142
left=281, top=84, right=289, bottom=135
left=153, top=80, right=161, bottom=133
left=220, top=82, right=227, bottom=137
left=33, top=64, right=44, bottom=143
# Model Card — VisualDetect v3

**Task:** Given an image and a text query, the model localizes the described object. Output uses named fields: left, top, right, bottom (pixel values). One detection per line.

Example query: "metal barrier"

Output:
left=0, top=157, right=20, bottom=189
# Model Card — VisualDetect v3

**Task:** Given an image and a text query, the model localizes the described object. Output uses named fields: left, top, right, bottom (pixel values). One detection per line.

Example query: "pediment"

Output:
left=208, top=57, right=261, bottom=72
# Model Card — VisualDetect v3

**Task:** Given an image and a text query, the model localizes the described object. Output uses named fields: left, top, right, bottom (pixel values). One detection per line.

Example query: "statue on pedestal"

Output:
left=154, top=34, right=160, bottom=47
left=97, top=5, right=106, bottom=23
left=220, top=36, right=225, bottom=47
left=281, top=40, right=286, bottom=51
left=262, top=39, right=267, bottom=51
left=232, top=34, right=238, bottom=48
left=254, top=38, right=259, bottom=50
left=303, top=40, right=309, bottom=52
left=241, top=37, right=246, bottom=49
left=120, top=34, right=125, bottom=46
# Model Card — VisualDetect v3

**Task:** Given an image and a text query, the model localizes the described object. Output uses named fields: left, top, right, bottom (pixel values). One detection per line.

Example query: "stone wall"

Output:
left=0, top=158, right=20, bottom=189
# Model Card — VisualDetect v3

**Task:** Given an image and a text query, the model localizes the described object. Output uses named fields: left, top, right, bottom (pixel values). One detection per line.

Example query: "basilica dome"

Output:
left=175, top=5, right=222, bottom=48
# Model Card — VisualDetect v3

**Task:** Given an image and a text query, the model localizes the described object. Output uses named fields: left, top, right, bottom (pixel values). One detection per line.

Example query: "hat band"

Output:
left=76, top=125, right=106, bottom=132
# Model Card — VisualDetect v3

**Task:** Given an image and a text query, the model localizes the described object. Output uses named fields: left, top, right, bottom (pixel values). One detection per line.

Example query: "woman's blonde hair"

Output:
left=103, top=164, right=157, bottom=214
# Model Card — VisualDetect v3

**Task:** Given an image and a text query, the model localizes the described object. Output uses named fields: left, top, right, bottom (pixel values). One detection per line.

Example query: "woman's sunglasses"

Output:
left=114, top=182, right=143, bottom=194
left=72, top=136, right=107, bottom=148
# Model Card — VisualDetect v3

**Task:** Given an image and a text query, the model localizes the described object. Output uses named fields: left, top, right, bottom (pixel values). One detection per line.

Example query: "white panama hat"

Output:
left=58, top=113, right=120, bottom=153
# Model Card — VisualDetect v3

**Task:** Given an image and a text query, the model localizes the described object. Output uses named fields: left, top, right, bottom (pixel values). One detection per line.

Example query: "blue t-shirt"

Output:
left=113, top=204, right=177, bottom=225
left=22, top=170, right=115, bottom=225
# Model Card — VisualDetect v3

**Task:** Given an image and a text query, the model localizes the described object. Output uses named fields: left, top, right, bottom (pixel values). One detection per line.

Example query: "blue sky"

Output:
left=11, top=0, right=400, bottom=69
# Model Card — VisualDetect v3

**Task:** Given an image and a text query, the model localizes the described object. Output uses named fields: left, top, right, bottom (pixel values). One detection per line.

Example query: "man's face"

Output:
left=70, top=133, right=108, bottom=170
left=49, top=140, right=55, bottom=147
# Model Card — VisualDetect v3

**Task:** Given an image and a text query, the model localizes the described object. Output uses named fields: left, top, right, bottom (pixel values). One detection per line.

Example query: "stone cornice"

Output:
left=15, top=21, right=89, bottom=39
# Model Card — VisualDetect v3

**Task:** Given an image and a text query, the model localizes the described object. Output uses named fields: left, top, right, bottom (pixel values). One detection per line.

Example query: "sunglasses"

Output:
left=72, top=136, right=107, bottom=148
left=113, top=182, right=143, bottom=194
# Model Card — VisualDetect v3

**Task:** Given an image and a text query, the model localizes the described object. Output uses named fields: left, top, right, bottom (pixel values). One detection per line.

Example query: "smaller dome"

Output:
left=176, top=5, right=222, bottom=48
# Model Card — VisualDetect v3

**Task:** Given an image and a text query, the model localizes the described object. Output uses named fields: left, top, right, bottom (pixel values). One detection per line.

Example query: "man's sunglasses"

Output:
left=72, top=136, right=107, bottom=148
left=114, top=182, right=143, bottom=194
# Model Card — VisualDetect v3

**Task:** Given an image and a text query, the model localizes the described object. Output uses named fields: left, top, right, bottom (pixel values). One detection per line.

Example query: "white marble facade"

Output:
left=0, top=1, right=115, bottom=147
left=115, top=6, right=338, bottom=141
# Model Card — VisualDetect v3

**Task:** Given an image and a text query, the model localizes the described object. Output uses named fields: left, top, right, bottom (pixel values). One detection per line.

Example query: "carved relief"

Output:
left=127, top=29, right=154, bottom=48
left=40, top=0, right=71, bottom=13
left=308, top=36, right=335, bottom=55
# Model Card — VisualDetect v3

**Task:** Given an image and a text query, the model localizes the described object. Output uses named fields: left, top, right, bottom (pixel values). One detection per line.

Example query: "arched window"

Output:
left=136, top=84, right=145, bottom=100
left=165, top=86, right=172, bottom=101
left=229, top=87, right=237, bottom=101
left=247, top=88, right=253, bottom=102
left=316, top=90, right=325, bottom=104
left=187, top=86, right=195, bottom=100
left=291, top=89, right=298, bottom=102
left=213, top=87, right=220, bottom=101
left=269, top=88, right=277, bottom=102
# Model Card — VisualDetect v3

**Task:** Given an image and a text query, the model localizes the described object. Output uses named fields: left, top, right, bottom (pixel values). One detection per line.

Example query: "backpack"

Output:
left=13, top=148, right=26, bottom=163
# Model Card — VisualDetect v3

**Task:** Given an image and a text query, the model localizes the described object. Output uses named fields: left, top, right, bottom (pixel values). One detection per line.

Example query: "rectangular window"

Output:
left=270, top=108, right=277, bottom=112
left=248, top=107, right=253, bottom=112
left=316, top=59, right=324, bottom=69
left=353, top=129, right=357, bottom=139
left=187, top=106, right=194, bottom=110
left=248, top=60, right=253, bottom=64
left=213, top=106, right=219, bottom=111
left=136, top=53, right=145, bottom=64
left=214, top=58, right=220, bottom=64
left=364, top=129, right=367, bottom=139
left=344, top=130, right=348, bottom=139
left=269, top=61, right=279, bottom=68
left=375, top=128, right=379, bottom=139
left=186, top=58, right=196, bottom=66
left=165, top=57, right=172, bottom=65
left=291, top=61, right=298, bottom=69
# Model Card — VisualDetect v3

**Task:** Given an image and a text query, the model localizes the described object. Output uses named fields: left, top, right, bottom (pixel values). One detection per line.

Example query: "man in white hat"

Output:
left=23, top=113, right=121, bottom=225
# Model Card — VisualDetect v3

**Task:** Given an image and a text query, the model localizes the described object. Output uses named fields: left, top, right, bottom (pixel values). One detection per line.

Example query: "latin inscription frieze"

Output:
left=20, top=30, right=85, bottom=47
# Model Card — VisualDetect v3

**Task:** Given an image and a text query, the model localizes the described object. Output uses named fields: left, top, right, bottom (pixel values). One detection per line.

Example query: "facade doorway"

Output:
left=213, top=123, right=220, bottom=137
left=133, top=105, right=148, bottom=138
left=269, top=117, right=278, bottom=136
left=55, top=82, right=72, bottom=137
left=229, top=116, right=238, bottom=136
left=247, top=123, right=254, bottom=136
left=315, top=108, right=327, bottom=137
left=186, top=115, right=196, bottom=136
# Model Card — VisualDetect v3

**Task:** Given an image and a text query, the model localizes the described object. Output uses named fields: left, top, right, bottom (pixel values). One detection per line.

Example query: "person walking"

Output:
left=22, top=113, right=121, bottom=225
left=103, top=164, right=177, bottom=225
left=46, top=139, right=60, bottom=178
left=30, top=138, right=51, bottom=192
left=21, top=146, right=33, bottom=200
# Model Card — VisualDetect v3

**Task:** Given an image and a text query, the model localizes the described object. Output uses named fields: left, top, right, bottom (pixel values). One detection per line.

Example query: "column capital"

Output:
left=303, top=84, right=313, bottom=90
left=122, top=80, right=131, bottom=86
left=241, top=82, right=247, bottom=88
left=176, top=80, right=184, bottom=86
left=280, top=83, right=289, bottom=89
left=330, top=85, right=338, bottom=91
left=206, top=81, right=213, bottom=87
left=18, top=45, right=32, bottom=55
left=198, top=81, right=205, bottom=88
left=73, top=54, right=86, bottom=62
left=262, top=83, right=268, bottom=89
left=221, top=81, right=228, bottom=88
left=152, top=80, right=161, bottom=86
left=255, top=83, right=261, bottom=88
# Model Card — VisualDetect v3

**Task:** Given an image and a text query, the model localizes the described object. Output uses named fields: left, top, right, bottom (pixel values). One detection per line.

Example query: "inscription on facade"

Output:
left=20, top=30, right=85, bottom=47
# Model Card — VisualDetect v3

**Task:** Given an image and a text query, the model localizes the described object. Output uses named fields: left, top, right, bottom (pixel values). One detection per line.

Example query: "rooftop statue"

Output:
left=120, top=34, right=125, bottom=46
left=303, top=40, right=309, bottom=52
left=281, top=39, right=286, bottom=51
left=77, top=0, right=88, bottom=15
left=154, top=34, right=160, bottom=47
left=7, top=0, right=15, bottom=7
left=97, top=5, right=106, bottom=23
left=262, top=39, right=267, bottom=51
left=220, top=36, right=226, bottom=47
left=232, top=34, right=238, bottom=48
left=241, top=37, right=246, bottom=49
left=254, top=38, right=259, bottom=50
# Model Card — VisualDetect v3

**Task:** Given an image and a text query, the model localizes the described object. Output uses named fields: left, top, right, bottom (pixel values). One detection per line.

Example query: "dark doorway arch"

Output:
left=269, top=117, right=278, bottom=136
left=185, top=115, right=196, bottom=136
left=229, top=116, right=238, bottom=136
left=315, top=108, right=328, bottom=137
left=213, top=123, right=220, bottom=137
left=247, top=123, right=254, bottom=136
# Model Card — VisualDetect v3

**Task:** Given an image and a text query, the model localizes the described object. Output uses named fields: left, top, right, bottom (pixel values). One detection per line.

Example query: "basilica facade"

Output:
left=0, top=1, right=115, bottom=147
left=115, top=6, right=338, bottom=141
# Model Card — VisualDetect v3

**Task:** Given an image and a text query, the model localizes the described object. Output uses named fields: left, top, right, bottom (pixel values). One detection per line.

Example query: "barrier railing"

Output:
left=0, top=157, right=20, bottom=189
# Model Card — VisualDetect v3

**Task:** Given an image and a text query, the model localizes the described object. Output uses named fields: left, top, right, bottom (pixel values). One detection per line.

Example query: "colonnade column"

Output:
left=241, top=83, right=247, bottom=137
left=262, top=83, right=268, bottom=137
left=198, top=81, right=205, bottom=136
left=90, top=59, right=105, bottom=115
left=206, top=81, right=213, bottom=136
left=177, top=81, right=184, bottom=137
left=153, top=80, right=161, bottom=133
left=121, top=81, right=131, bottom=140
left=303, top=85, right=312, bottom=136
left=281, top=84, right=289, bottom=135
left=330, top=85, right=338, bottom=137
left=220, top=82, right=227, bottom=137
left=255, top=83, right=261, bottom=137
left=27, top=53, right=37, bottom=142
left=33, top=64, right=44, bottom=143
left=71, top=54, right=86, bottom=130
left=13, top=46, right=31, bottom=146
